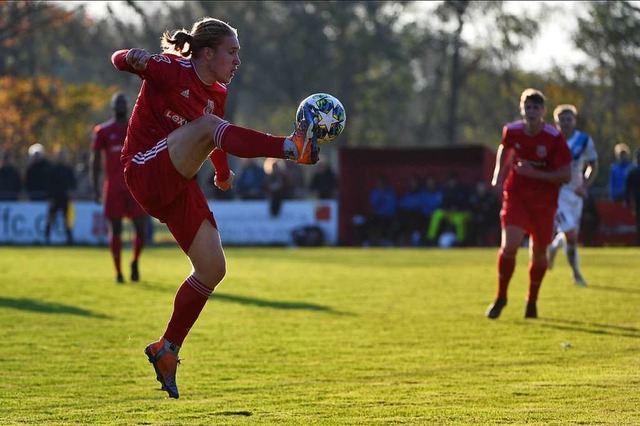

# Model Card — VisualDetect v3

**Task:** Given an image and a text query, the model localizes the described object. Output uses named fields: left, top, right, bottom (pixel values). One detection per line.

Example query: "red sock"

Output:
left=496, top=248, right=516, bottom=299
left=163, top=275, right=213, bottom=346
left=132, top=233, right=144, bottom=262
left=527, top=259, right=547, bottom=303
left=110, top=235, right=122, bottom=275
left=214, top=122, right=285, bottom=159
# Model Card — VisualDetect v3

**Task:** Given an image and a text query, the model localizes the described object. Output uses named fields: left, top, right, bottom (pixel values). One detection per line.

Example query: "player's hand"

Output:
left=126, top=48, right=151, bottom=71
left=513, top=159, right=537, bottom=178
left=574, top=186, right=587, bottom=198
left=214, top=170, right=235, bottom=191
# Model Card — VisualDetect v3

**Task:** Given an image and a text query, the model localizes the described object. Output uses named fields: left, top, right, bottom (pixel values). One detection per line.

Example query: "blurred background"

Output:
left=1, top=0, right=639, bottom=246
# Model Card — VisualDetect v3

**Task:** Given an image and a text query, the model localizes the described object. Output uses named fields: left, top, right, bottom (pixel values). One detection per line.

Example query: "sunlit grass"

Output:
left=1, top=246, right=638, bottom=425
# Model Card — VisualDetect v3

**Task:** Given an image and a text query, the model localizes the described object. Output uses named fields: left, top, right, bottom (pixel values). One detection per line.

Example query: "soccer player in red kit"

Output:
left=91, top=92, right=148, bottom=283
left=486, top=88, right=571, bottom=320
left=112, top=17, right=320, bottom=399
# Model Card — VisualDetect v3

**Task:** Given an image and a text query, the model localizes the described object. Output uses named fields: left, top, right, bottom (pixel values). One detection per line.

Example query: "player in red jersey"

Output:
left=486, top=88, right=571, bottom=320
left=91, top=92, right=148, bottom=284
left=112, top=17, right=320, bottom=399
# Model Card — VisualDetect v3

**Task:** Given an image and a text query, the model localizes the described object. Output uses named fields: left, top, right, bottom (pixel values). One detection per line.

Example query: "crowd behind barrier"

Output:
left=1, top=146, right=639, bottom=247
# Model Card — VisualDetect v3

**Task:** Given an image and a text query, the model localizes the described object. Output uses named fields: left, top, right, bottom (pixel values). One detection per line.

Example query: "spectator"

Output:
left=72, top=151, right=93, bottom=200
left=283, top=161, right=306, bottom=199
left=265, top=159, right=287, bottom=217
left=609, top=143, right=632, bottom=202
left=468, top=181, right=501, bottom=246
left=421, top=176, right=444, bottom=235
left=0, top=151, right=22, bottom=200
left=367, top=175, right=397, bottom=246
left=44, top=144, right=76, bottom=245
left=309, top=161, right=338, bottom=199
left=25, top=143, right=51, bottom=201
left=235, top=158, right=266, bottom=199
left=396, top=174, right=428, bottom=246
left=625, top=148, right=640, bottom=246
left=426, top=173, right=471, bottom=246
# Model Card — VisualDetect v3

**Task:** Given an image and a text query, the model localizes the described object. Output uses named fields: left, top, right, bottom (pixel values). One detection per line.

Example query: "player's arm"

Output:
left=210, top=148, right=234, bottom=191
left=578, top=159, right=599, bottom=197
left=491, top=145, right=514, bottom=187
left=112, top=49, right=150, bottom=73
left=514, top=161, right=571, bottom=184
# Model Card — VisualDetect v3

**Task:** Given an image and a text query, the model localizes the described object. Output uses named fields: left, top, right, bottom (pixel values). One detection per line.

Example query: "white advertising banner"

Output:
left=0, top=200, right=338, bottom=246
left=0, top=201, right=109, bottom=245
left=210, top=200, right=338, bottom=245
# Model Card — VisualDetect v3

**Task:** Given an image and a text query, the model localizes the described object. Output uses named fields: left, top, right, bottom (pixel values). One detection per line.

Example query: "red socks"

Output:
left=132, top=234, right=144, bottom=262
left=527, top=260, right=547, bottom=303
left=110, top=235, right=122, bottom=275
left=214, top=122, right=285, bottom=159
left=163, top=275, right=213, bottom=346
left=496, top=248, right=516, bottom=299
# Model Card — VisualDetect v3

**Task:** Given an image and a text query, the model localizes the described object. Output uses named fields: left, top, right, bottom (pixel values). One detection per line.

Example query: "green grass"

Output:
left=0, top=246, right=639, bottom=425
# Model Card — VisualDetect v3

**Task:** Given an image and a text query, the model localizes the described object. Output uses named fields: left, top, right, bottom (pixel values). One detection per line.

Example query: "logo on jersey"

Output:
left=181, top=89, right=190, bottom=98
left=536, top=145, right=547, bottom=158
left=151, top=54, right=171, bottom=64
left=164, top=109, right=188, bottom=126
left=203, top=100, right=215, bottom=115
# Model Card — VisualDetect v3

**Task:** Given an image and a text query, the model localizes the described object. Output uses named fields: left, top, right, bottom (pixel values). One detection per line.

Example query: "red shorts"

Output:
left=500, top=192, right=557, bottom=247
left=124, top=139, right=217, bottom=253
left=103, top=185, right=147, bottom=219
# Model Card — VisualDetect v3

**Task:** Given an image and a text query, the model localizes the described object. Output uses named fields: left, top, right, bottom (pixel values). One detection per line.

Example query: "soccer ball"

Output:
left=296, top=93, right=346, bottom=143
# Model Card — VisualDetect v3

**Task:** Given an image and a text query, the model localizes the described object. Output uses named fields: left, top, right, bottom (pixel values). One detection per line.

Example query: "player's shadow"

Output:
left=0, top=296, right=111, bottom=319
left=212, top=292, right=353, bottom=316
left=538, top=318, right=640, bottom=338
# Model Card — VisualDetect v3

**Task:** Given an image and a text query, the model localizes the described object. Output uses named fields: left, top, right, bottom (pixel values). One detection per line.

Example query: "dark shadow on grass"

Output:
left=537, top=317, right=640, bottom=338
left=0, top=297, right=111, bottom=319
left=212, top=292, right=354, bottom=316
left=585, top=284, right=640, bottom=295
left=214, top=411, right=253, bottom=417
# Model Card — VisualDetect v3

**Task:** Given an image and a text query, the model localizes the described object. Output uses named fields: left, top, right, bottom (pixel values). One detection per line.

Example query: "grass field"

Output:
left=1, top=245, right=638, bottom=425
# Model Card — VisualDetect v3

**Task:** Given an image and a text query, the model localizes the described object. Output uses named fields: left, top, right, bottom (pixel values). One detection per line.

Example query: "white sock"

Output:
left=283, top=138, right=299, bottom=160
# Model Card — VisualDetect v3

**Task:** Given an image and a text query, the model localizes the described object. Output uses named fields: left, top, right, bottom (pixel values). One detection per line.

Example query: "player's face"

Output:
left=209, top=35, right=241, bottom=84
left=556, top=112, right=576, bottom=135
left=521, top=101, right=545, bottom=125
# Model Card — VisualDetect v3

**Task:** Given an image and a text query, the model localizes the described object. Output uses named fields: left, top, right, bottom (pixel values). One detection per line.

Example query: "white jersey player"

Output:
left=547, top=104, right=599, bottom=286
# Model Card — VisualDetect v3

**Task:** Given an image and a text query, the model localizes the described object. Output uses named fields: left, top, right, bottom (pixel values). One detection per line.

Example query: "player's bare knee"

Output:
left=192, top=114, right=223, bottom=139
left=197, top=259, right=226, bottom=289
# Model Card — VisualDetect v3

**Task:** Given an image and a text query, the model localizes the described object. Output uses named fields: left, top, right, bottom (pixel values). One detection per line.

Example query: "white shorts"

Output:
left=555, top=188, right=584, bottom=233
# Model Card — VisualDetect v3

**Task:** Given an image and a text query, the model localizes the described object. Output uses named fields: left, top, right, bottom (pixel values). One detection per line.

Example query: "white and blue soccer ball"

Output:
left=296, top=93, right=346, bottom=143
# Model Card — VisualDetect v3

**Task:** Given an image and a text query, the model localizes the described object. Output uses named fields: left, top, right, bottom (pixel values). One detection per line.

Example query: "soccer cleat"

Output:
left=144, top=339, right=180, bottom=399
left=290, top=105, right=319, bottom=165
left=486, top=298, right=507, bottom=319
left=116, top=273, right=125, bottom=284
left=574, top=277, right=587, bottom=287
left=525, top=302, right=538, bottom=319
left=131, top=261, right=139, bottom=282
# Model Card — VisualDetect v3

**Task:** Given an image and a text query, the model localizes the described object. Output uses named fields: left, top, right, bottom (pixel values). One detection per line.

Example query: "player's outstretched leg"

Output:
left=145, top=338, right=180, bottom=399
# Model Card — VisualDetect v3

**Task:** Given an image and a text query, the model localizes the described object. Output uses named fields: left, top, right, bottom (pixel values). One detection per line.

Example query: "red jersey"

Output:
left=111, top=50, right=228, bottom=166
left=501, top=120, right=571, bottom=206
left=92, top=119, right=128, bottom=191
